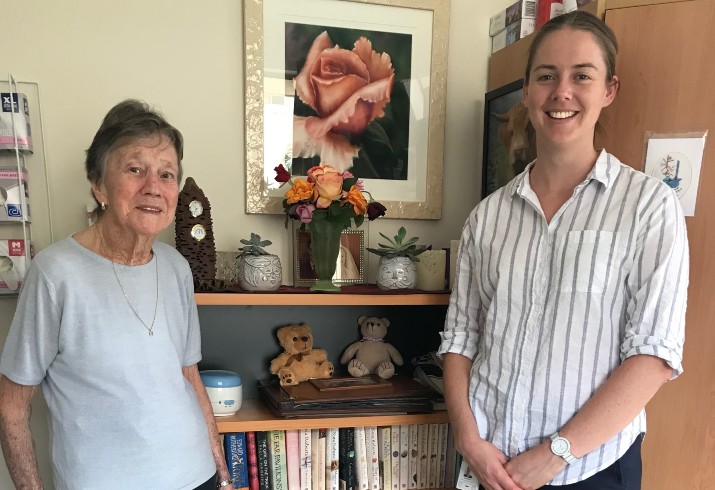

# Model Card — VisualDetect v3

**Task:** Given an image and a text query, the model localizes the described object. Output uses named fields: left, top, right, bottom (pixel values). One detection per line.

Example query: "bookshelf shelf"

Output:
left=214, top=399, right=450, bottom=433
left=195, top=288, right=451, bottom=306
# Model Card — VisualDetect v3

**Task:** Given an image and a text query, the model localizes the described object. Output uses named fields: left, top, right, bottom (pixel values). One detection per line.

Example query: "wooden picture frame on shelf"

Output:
left=243, top=0, right=450, bottom=219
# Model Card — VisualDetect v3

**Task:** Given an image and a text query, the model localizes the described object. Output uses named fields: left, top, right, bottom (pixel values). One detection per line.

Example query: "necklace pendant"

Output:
left=149, top=330, right=154, bottom=336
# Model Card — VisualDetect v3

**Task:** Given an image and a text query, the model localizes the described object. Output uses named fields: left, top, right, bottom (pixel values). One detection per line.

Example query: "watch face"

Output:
left=191, top=224, right=206, bottom=241
left=189, top=200, right=204, bottom=218
left=551, top=438, right=569, bottom=455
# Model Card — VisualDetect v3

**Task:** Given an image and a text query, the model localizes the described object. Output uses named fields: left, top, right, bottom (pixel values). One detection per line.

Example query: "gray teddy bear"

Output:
left=340, top=315, right=403, bottom=379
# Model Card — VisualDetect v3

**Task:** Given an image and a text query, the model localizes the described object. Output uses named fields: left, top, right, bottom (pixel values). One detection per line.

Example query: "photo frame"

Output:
left=482, top=79, right=535, bottom=198
left=293, top=226, right=366, bottom=286
left=244, top=0, right=449, bottom=219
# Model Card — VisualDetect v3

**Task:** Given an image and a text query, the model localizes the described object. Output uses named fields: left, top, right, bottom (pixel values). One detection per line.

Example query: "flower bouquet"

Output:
left=275, top=163, right=386, bottom=292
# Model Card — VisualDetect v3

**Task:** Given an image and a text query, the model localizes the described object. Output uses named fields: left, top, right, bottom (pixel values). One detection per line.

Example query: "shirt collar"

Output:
left=511, top=149, right=619, bottom=198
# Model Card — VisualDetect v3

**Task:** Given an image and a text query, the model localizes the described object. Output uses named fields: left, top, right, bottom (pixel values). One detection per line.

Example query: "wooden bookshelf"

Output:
left=214, top=399, right=449, bottom=433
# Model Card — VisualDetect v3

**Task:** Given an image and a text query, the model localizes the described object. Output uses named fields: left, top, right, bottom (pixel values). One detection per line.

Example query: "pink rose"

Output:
left=295, top=203, right=315, bottom=223
left=293, top=31, right=395, bottom=171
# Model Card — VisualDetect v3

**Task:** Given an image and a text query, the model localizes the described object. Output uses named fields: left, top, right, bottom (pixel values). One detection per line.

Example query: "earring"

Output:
left=101, top=202, right=106, bottom=210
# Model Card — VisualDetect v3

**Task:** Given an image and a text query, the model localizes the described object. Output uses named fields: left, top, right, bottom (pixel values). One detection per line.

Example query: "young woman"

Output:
left=440, top=11, right=688, bottom=490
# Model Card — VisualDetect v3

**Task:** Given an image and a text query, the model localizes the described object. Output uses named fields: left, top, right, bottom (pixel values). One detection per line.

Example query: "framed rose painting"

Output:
left=244, top=0, right=450, bottom=219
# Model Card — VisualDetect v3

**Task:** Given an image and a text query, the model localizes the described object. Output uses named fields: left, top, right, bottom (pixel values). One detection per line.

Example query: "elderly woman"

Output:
left=0, top=100, right=234, bottom=489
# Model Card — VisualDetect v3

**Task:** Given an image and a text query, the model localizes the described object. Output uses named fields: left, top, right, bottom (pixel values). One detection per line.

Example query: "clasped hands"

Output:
left=460, top=438, right=566, bottom=490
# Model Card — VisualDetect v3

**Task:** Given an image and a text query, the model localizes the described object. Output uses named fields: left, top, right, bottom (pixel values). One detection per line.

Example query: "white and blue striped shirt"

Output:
left=439, top=150, right=688, bottom=485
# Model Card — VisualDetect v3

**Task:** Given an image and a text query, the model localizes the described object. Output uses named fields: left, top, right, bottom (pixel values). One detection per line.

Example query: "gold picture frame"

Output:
left=244, top=0, right=450, bottom=219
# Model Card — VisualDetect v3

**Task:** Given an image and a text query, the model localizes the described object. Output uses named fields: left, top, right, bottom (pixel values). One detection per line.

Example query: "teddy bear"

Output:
left=340, top=315, right=403, bottom=379
left=269, top=323, right=334, bottom=386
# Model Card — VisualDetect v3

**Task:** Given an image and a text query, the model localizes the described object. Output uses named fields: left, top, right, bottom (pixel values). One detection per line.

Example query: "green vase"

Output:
left=308, top=219, right=343, bottom=292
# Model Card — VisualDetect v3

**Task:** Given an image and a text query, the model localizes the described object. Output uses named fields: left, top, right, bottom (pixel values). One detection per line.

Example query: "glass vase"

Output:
left=308, top=219, right=343, bottom=292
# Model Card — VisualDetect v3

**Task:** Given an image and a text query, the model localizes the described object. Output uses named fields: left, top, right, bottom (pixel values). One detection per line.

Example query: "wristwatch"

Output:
left=216, top=478, right=234, bottom=488
left=550, top=432, right=576, bottom=464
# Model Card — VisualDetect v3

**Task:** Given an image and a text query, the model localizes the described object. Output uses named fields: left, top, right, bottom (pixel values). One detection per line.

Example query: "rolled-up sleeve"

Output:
left=621, top=185, right=689, bottom=378
left=438, top=209, right=484, bottom=361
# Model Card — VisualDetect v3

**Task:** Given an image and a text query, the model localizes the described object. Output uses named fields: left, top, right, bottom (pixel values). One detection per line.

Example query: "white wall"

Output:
left=0, top=0, right=513, bottom=486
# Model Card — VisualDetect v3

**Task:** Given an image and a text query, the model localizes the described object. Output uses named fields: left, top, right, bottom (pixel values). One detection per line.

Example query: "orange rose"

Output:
left=307, top=165, right=344, bottom=208
left=345, top=186, right=367, bottom=216
left=293, top=31, right=395, bottom=171
left=285, top=179, right=314, bottom=204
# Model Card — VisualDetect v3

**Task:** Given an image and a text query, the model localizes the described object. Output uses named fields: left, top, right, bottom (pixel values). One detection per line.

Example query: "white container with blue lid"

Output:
left=200, top=370, right=242, bottom=416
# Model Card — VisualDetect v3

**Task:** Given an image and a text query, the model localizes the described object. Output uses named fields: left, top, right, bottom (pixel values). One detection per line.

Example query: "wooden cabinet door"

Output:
left=599, top=1, right=715, bottom=488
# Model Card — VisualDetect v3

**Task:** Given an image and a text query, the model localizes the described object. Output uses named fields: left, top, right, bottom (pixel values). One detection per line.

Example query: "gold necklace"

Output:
left=111, top=256, right=159, bottom=336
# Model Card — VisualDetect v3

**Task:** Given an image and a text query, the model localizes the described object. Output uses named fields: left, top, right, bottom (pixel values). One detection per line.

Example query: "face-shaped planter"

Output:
left=237, top=254, right=282, bottom=291
left=376, top=256, right=416, bottom=290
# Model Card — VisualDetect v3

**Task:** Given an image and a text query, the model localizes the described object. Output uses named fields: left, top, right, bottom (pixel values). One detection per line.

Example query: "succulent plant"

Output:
left=237, top=233, right=273, bottom=256
left=367, top=227, right=428, bottom=262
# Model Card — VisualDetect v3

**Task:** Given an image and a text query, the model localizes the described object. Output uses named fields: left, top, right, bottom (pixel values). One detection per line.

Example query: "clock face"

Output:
left=189, top=199, right=204, bottom=218
left=551, top=438, right=569, bottom=455
left=191, top=223, right=207, bottom=241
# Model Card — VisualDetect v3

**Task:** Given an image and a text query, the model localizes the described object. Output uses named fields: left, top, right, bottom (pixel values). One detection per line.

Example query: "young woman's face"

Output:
left=524, top=28, right=618, bottom=150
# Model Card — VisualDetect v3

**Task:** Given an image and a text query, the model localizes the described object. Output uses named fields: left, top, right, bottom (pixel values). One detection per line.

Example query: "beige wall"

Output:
left=0, top=0, right=512, bottom=486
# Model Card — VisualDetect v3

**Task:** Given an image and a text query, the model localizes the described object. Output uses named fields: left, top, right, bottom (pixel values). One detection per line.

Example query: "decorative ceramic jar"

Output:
left=376, top=256, right=417, bottom=290
left=237, top=254, right=282, bottom=291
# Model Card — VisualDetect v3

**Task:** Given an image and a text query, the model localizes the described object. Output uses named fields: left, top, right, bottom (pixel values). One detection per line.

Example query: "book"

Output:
left=285, top=429, right=301, bottom=490
left=398, top=425, right=410, bottom=490
left=339, top=427, right=356, bottom=490
left=247, top=431, right=260, bottom=490
left=316, top=429, right=327, bottom=490
left=364, top=426, right=380, bottom=490
left=224, top=432, right=250, bottom=490
left=268, top=430, right=288, bottom=490
left=256, top=431, right=272, bottom=490
left=408, top=424, right=418, bottom=489
left=354, top=427, right=369, bottom=490
left=437, top=424, right=449, bottom=488
left=326, top=427, right=340, bottom=490
left=390, top=425, right=401, bottom=490
left=378, top=426, right=392, bottom=490
left=299, top=428, right=312, bottom=490
left=427, top=424, right=439, bottom=488
left=444, top=426, right=457, bottom=489
left=417, top=424, right=429, bottom=488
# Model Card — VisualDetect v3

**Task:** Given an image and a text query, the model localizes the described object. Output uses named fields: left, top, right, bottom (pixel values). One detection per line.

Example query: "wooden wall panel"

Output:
left=599, top=1, right=715, bottom=488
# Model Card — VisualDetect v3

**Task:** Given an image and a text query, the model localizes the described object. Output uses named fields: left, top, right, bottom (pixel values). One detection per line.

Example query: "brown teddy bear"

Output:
left=270, top=323, right=334, bottom=386
left=340, top=315, right=403, bottom=379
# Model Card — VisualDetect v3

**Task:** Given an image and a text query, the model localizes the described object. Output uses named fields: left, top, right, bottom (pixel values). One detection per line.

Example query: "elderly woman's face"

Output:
left=92, top=135, right=179, bottom=239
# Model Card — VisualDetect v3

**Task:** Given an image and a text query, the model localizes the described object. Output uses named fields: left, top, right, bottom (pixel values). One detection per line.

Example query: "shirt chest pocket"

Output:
left=558, top=230, right=621, bottom=293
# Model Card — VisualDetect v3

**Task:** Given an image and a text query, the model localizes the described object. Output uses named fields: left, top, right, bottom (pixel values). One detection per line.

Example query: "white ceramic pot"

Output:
left=376, top=256, right=417, bottom=290
left=237, top=254, right=282, bottom=291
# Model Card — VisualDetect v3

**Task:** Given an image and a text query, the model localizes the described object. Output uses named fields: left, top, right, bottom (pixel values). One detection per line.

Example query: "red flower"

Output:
left=274, top=164, right=291, bottom=183
left=367, top=201, right=387, bottom=221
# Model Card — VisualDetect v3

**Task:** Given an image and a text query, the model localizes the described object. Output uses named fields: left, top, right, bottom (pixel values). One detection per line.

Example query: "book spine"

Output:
left=256, top=431, right=272, bottom=490
left=269, top=430, right=288, bottom=490
left=247, top=431, right=260, bottom=490
left=365, top=426, right=380, bottom=490
left=408, top=424, right=418, bottom=489
left=417, top=424, right=429, bottom=488
left=354, top=427, right=369, bottom=490
left=444, top=425, right=457, bottom=489
left=378, top=426, right=392, bottom=490
left=346, top=428, right=356, bottom=490
left=317, top=429, right=327, bottom=490
left=285, top=430, right=301, bottom=490
left=427, top=424, right=439, bottom=488
left=299, top=428, right=312, bottom=490
left=224, top=432, right=250, bottom=490
left=339, top=428, right=349, bottom=490
left=311, top=430, right=320, bottom=490
left=390, top=425, right=400, bottom=490
left=437, top=423, right=449, bottom=488
left=326, top=427, right=340, bottom=490
left=399, top=425, right=409, bottom=490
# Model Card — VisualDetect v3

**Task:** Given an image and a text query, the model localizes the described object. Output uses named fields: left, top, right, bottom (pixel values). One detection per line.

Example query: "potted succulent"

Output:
left=236, top=233, right=282, bottom=291
left=367, top=227, right=428, bottom=290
